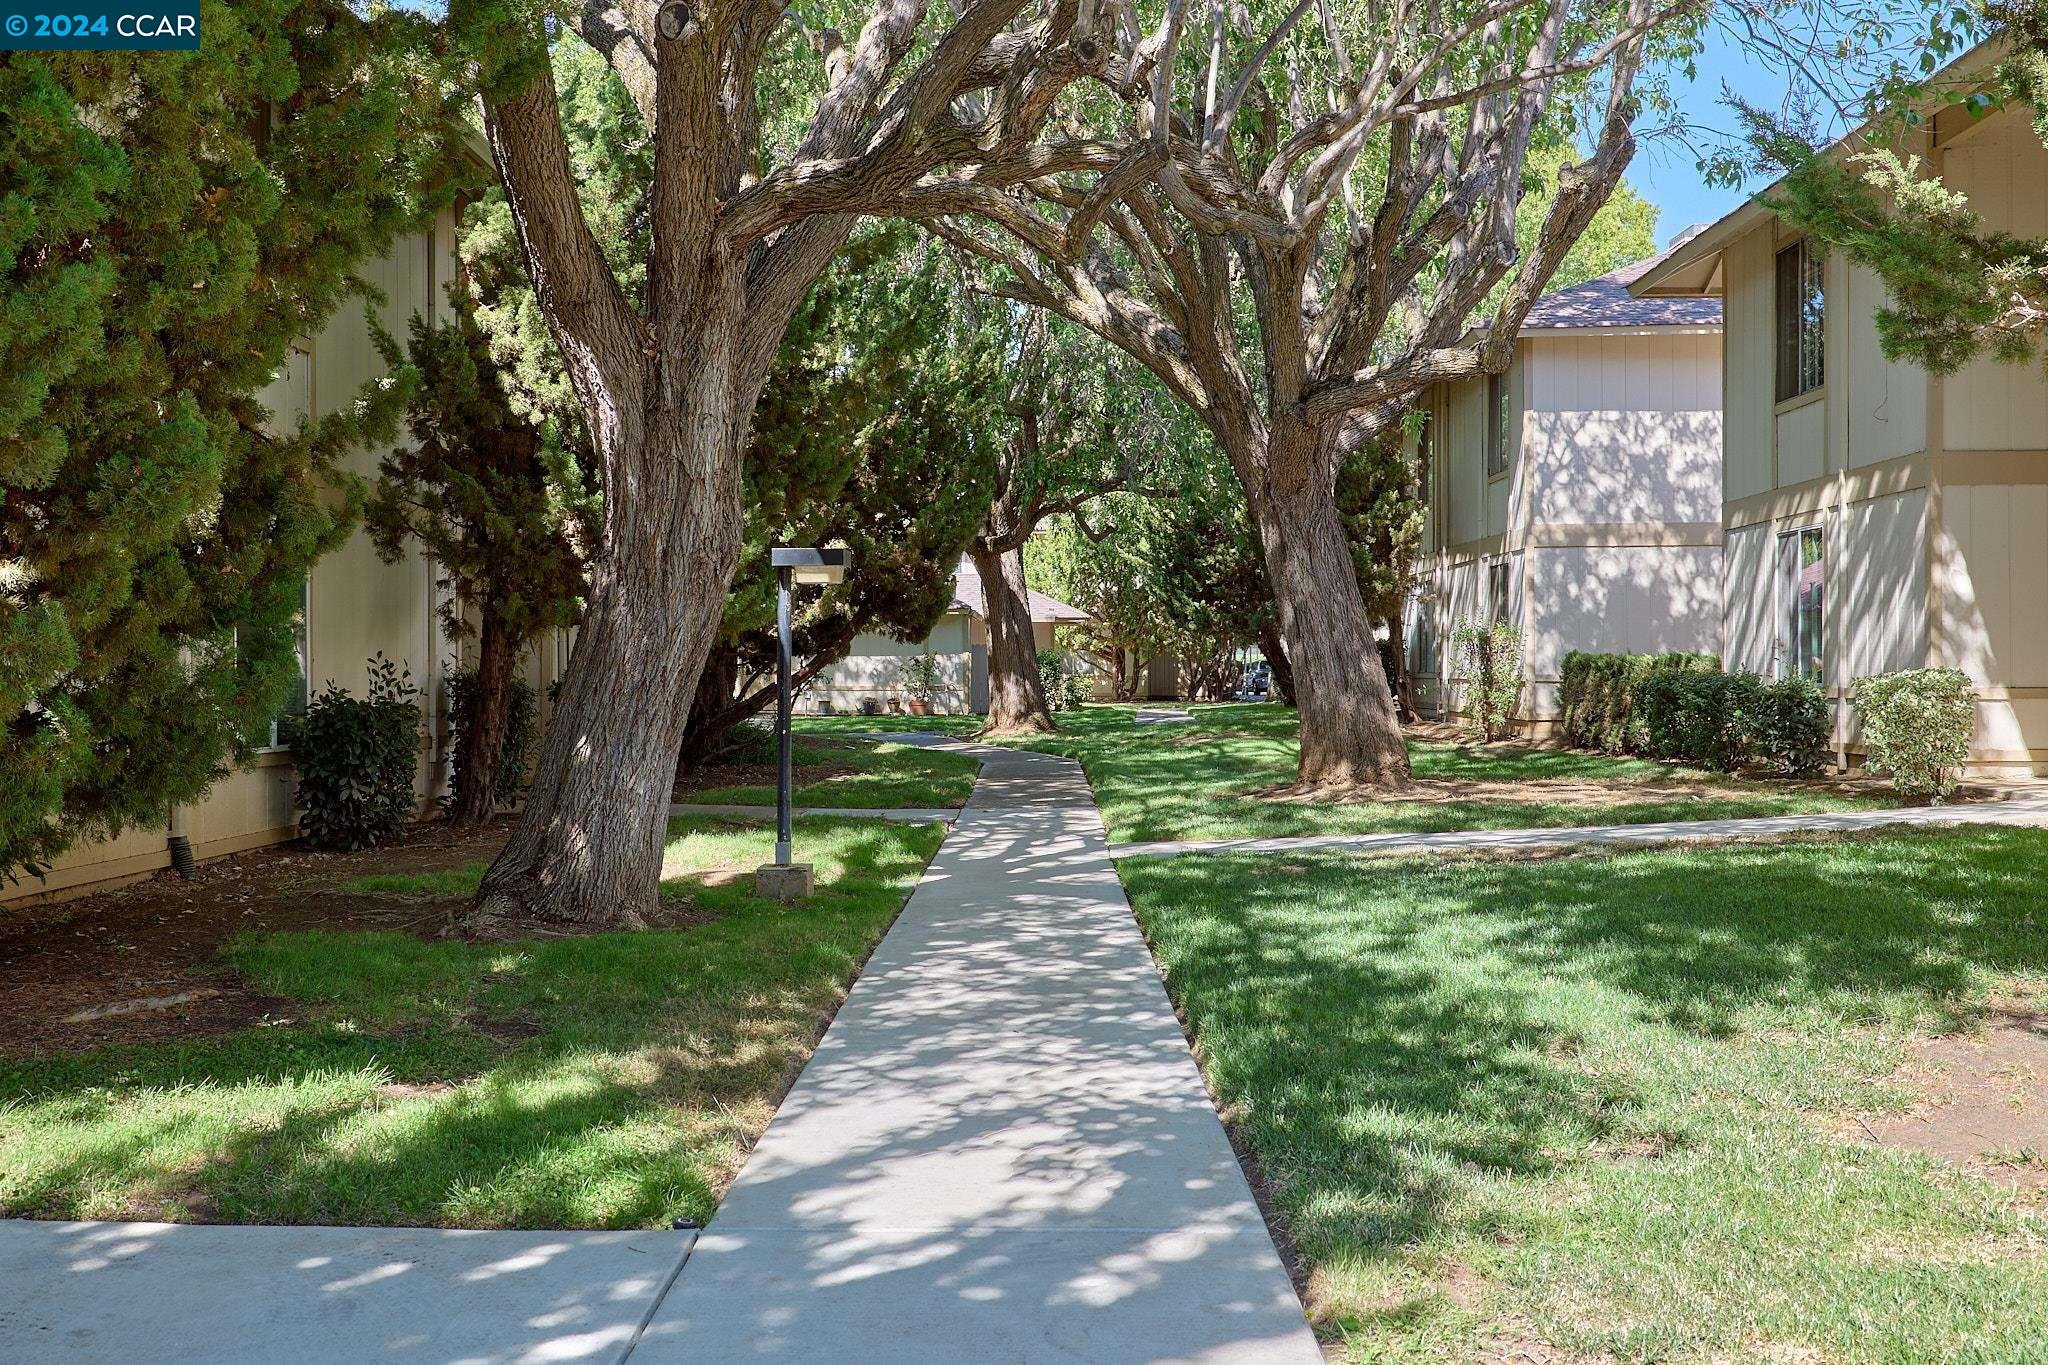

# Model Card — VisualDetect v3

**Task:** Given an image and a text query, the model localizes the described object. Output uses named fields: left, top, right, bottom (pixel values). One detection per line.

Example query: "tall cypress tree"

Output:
left=366, top=305, right=591, bottom=824
left=0, top=4, right=458, bottom=881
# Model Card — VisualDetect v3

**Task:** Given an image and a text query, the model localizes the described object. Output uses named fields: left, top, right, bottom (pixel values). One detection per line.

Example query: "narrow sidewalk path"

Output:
left=1112, top=794, right=2048, bottom=860
left=635, top=748, right=1320, bottom=1362
left=0, top=1222, right=692, bottom=1363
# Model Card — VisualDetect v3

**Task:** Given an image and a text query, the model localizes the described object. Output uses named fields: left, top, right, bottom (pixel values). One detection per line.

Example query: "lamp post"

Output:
left=755, top=544, right=850, bottom=902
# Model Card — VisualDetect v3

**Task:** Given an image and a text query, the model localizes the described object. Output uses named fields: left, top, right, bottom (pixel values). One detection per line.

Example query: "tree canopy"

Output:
left=0, top=7, right=457, bottom=881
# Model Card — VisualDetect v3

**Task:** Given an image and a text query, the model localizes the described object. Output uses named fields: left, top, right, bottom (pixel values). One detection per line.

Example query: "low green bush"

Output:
left=1559, top=650, right=1718, bottom=753
left=1638, top=669, right=1759, bottom=771
left=1451, top=620, right=1523, bottom=742
left=1850, top=668, right=1976, bottom=799
left=283, top=654, right=422, bottom=850
left=1748, top=677, right=1832, bottom=776
left=1037, top=648, right=1089, bottom=712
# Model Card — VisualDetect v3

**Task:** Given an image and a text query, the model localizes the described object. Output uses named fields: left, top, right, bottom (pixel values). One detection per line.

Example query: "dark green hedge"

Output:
left=1557, top=651, right=1719, bottom=753
left=1561, top=650, right=1830, bottom=776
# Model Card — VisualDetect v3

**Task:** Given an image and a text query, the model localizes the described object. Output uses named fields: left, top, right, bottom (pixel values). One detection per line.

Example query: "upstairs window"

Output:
left=1775, top=239, right=1825, bottom=402
left=1485, top=373, right=1510, bottom=479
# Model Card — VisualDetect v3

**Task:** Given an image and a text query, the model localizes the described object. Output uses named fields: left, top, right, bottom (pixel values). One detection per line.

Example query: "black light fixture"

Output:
left=755, top=545, right=850, bottom=901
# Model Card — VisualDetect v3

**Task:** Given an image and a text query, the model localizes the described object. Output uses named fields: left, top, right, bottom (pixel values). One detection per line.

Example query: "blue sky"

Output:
left=1630, top=23, right=1813, bottom=247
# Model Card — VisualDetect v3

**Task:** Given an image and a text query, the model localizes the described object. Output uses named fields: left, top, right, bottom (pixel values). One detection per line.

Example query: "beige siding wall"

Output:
left=1937, top=483, right=2048, bottom=760
left=802, top=615, right=977, bottom=714
left=1722, top=226, right=1776, bottom=500
left=1711, top=102, right=2048, bottom=769
left=1942, top=114, right=2048, bottom=451
left=10, top=217, right=462, bottom=905
left=1419, top=328, right=1725, bottom=725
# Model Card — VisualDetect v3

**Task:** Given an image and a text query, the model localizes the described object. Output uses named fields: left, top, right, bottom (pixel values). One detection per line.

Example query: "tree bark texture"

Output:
left=449, top=613, right=518, bottom=825
left=1241, top=422, right=1412, bottom=791
left=972, top=541, right=1053, bottom=735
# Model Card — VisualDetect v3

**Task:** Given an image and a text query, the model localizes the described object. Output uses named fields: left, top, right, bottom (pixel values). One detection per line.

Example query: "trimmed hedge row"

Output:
left=1558, top=651, right=1718, bottom=754
left=1559, top=650, right=1830, bottom=776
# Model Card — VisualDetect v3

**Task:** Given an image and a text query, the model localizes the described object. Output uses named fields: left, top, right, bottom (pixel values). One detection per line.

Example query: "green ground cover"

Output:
left=674, top=733, right=981, bottom=809
left=1019, top=702, right=1886, bottom=843
left=0, top=815, right=943, bottom=1229
left=1120, top=828, right=2048, bottom=1361
left=792, top=713, right=985, bottom=738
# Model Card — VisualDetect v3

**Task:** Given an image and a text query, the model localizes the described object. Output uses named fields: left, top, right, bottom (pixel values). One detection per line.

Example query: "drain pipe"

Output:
left=166, top=804, right=196, bottom=879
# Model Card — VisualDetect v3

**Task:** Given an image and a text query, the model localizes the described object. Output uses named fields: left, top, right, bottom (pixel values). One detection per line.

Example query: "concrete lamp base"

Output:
left=754, top=862, right=814, bottom=904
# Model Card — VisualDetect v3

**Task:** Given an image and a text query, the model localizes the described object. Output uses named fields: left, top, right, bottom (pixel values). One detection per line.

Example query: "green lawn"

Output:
left=793, top=712, right=985, bottom=738
left=0, top=814, right=943, bottom=1229
left=1120, top=828, right=2048, bottom=1361
left=674, top=733, right=981, bottom=809
left=1017, top=702, right=1885, bottom=843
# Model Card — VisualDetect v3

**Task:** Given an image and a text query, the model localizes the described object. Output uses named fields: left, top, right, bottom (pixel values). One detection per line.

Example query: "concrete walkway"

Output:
left=1113, top=794, right=2048, bottom=860
left=637, top=747, right=1320, bottom=1362
left=0, top=1222, right=692, bottom=1362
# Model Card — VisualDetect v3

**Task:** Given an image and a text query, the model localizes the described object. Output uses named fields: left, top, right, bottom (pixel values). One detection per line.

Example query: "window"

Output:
left=1485, top=373, right=1510, bottom=479
left=1774, top=239, right=1825, bottom=402
left=267, top=579, right=311, bottom=749
left=1780, top=527, right=1823, bottom=683
left=1487, top=560, right=1510, bottom=624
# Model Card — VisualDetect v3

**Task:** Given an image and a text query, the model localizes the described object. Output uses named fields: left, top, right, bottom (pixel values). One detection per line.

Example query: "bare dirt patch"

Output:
left=1, top=819, right=520, bottom=1057
left=1849, top=1009, right=2048, bottom=1190
left=1, top=818, right=712, bottom=1057
left=670, top=738, right=861, bottom=797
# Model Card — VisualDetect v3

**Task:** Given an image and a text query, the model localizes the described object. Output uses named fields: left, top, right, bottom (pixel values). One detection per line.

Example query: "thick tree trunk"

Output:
left=676, top=645, right=741, bottom=775
left=470, top=369, right=747, bottom=929
left=972, top=541, right=1053, bottom=735
left=1242, top=426, right=1411, bottom=792
left=449, top=615, right=518, bottom=825
left=1258, top=620, right=1296, bottom=706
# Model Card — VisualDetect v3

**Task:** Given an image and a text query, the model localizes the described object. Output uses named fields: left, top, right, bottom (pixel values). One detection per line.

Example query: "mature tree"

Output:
left=366, top=307, right=591, bottom=824
left=443, top=0, right=1128, bottom=928
left=923, top=0, right=1690, bottom=791
left=1034, top=453, right=1271, bottom=700
left=1744, top=6, right=2048, bottom=375
left=681, top=245, right=1001, bottom=765
left=968, top=320, right=1181, bottom=734
left=0, top=9, right=454, bottom=882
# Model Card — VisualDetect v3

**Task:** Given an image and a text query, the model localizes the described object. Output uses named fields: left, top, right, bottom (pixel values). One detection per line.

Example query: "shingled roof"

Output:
left=1520, top=237, right=1724, bottom=332
left=949, top=560, right=1091, bottom=624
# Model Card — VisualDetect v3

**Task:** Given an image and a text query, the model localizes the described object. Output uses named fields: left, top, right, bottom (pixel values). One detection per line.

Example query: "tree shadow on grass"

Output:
left=1119, top=827, right=2048, bottom=1300
left=0, top=819, right=937, bottom=1231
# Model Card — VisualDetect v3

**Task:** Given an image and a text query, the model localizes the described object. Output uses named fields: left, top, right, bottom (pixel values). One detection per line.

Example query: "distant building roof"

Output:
left=950, top=560, right=1091, bottom=624
left=1520, top=237, right=1724, bottom=332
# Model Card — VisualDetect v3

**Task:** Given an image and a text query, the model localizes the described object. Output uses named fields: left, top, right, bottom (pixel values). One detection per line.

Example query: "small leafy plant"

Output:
left=1638, top=670, right=1759, bottom=772
left=284, top=655, right=422, bottom=850
left=1037, top=648, right=1090, bottom=712
left=1749, top=677, right=1832, bottom=776
left=901, top=651, right=944, bottom=711
left=1450, top=620, right=1522, bottom=742
left=1850, top=668, right=1975, bottom=800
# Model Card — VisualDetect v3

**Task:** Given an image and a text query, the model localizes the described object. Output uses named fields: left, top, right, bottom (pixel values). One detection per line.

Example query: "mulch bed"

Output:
left=0, top=819, right=513, bottom=1058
